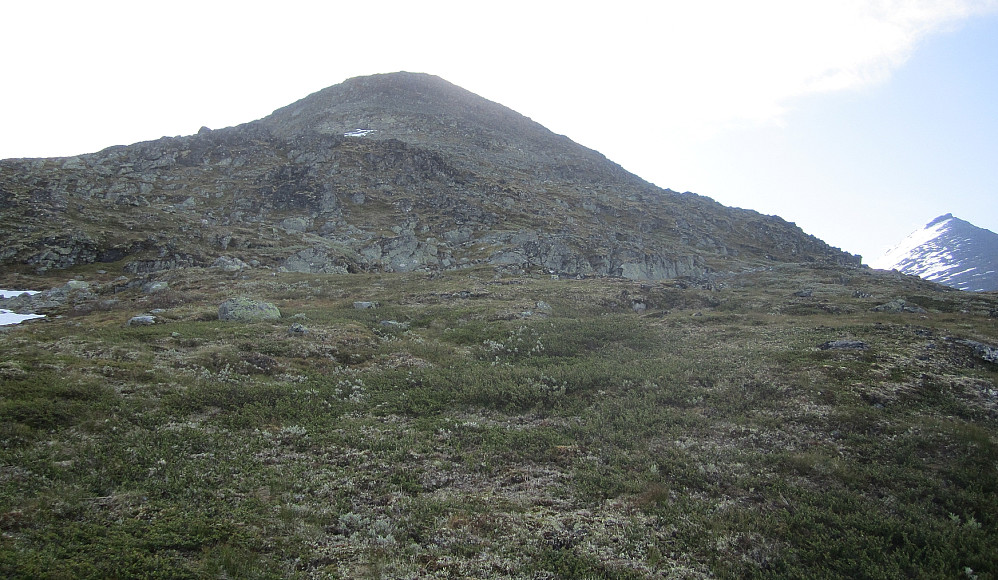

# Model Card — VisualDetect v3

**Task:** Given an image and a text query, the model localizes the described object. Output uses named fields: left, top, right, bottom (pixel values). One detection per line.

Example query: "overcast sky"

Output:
left=2, top=1, right=997, bottom=263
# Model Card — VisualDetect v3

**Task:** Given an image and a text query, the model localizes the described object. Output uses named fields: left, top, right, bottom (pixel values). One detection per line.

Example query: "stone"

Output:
left=280, top=217, right=310, bottom=232
left=218, top=298, right=281, bottom=321
left=872, top=299, right=926, bottom=314
left=631, top=301, right=647, bottom=313
left=535, top=301, right=553, bottom=314
left=281, top=247, right=349, bottom=274
left=212, top=256, right=250, bottom=271
left=353, top=301, right=378, bottom=309
left=142, top=281, right=170, bottom=293
left=958, top=340, right=998, bottom=364
left=128, top=315, right=157, bottom=326
left=819, top=340, right=868, bottom=350
left=288, top=323, right=308, bottom=335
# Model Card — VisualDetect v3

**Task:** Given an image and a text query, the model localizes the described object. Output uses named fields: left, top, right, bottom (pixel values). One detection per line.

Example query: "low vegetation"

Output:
left=1, top=263, right=996, bottom=578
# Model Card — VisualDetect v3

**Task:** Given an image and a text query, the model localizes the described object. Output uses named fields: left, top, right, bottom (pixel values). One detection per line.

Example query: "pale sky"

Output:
left=2, top=1, right=997, bottom=263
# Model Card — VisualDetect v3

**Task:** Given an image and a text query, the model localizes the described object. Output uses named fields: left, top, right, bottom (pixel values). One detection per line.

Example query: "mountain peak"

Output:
left=0, top=72, right=859, bottom=278
left=873, top=214, right=998, bottom=291
left=262, top=71, right=534, bottom=141
left=926, top=213, right=955, bottom=227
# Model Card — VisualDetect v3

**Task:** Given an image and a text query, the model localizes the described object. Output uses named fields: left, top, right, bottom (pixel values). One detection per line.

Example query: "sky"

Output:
left=2, top=0, right=997, bottom=263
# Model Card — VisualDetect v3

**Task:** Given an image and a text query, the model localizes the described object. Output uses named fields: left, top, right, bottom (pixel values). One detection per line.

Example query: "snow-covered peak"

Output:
left=871, top=214, right=998, bottom=292
left=870, top=214, right=955, bottom=271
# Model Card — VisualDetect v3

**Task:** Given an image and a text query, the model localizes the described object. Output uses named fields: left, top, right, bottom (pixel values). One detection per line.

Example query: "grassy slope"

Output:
left=1, top=264, right=996, bottom=579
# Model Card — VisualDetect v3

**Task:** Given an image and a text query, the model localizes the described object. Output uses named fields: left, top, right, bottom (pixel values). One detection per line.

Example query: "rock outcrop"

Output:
left=218, top=298, right=281, bottom=322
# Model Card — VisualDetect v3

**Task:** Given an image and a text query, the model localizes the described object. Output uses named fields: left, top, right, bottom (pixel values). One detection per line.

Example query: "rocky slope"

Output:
left=0, top=72, right=859, bottom=279
left=872, top=214, right=998, bottom=291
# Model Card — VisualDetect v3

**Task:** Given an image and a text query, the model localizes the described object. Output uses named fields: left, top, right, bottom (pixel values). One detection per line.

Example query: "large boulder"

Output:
left=218, top=298, right=281, bottom=322
left=281, top=247, right=349, bottom=274
left=872, top=299, right=926, bottom=314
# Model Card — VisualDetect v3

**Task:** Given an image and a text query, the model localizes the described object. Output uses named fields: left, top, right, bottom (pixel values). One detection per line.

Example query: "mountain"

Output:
left=0, top=72, right=859, bottom=279
left=2, top=72, right=997, bottom=579
left=871, top=214, right=998, bottom=291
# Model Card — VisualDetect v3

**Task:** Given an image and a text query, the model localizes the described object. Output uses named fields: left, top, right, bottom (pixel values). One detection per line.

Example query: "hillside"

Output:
left=0, top=72, right=857, bottom=281
left=873, top=214, right=998, bottom=292
left=1, top=262, right=997, bottom=578
left=0, top=73, right=995, bottom=578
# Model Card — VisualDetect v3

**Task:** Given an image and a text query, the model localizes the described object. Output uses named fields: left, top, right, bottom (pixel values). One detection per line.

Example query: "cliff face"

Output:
left=0, top=72, right=860, bottom=278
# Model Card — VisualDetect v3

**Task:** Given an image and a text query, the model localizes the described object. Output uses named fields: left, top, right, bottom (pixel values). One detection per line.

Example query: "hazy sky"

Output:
left=3, top=1, right=997, bottom=263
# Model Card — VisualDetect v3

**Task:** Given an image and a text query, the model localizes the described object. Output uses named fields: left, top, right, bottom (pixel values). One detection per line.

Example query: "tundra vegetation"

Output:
left=1, top=262, right=996, bottom=579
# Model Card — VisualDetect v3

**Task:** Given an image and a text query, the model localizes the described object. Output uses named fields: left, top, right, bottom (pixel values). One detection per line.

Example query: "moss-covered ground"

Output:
left=1, top=263, right=996, bottom=578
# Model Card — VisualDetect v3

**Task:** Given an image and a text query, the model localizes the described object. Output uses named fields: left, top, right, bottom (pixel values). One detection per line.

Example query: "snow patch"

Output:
left=0, top=310, right=44, bottom=326
left=344, top=129, right=376, bottom=137
left=870, top=216, right=953, bottom=270
left=0, top=289, right=44, bottom=326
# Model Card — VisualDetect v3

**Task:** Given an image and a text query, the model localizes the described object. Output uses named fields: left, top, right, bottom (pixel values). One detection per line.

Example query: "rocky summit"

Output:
left=0, top=72, right=858, bottom=279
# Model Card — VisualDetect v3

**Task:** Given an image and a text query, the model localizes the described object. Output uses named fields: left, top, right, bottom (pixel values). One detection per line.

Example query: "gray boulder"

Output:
left=958, top=339, right=998, bottom=364
left=128, top=315, right=157, bottom=326
left=872, top=299, right=927, bottom=314
left=212, top=256, right=250, bottom=271
left=218, top=298, right=281, bottom=321
left=142, top=281, right=170, bottom=293
left=0, top=281, right=94, bottom=313
left=819, top=340, right=868, bottom=350
left=281, top=247, right=349, bottom=274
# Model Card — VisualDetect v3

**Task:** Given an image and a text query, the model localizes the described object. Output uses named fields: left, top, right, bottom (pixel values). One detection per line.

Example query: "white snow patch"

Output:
left=0, top=289, right=44, bottom=326
left=869, top=217, right=953, bottom=270
left=937, top=266, right=979, bottom=282
left=0, top=310, right=44, bottom=326
left=344, top=129, right=376, bottom=137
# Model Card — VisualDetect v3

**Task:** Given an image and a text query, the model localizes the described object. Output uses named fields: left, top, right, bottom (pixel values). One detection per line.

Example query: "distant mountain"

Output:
left=0, top=72, right=859, bottom=279
left=871, top=214, right=998, bottom=291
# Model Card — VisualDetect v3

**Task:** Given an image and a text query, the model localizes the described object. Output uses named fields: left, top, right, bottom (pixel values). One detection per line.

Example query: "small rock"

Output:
left=819, top=340, right=869, bottom=350
left=288, top=323, right=308, bottom=335
left=128, top=315, right=156, bottom=326
left=535, top=301, right=553, bottom=314
left=353, top=301, right=378, bottom=309
left=632, top=301, right=647, bottom=313
left=380, top=320, right=410, bottom=329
